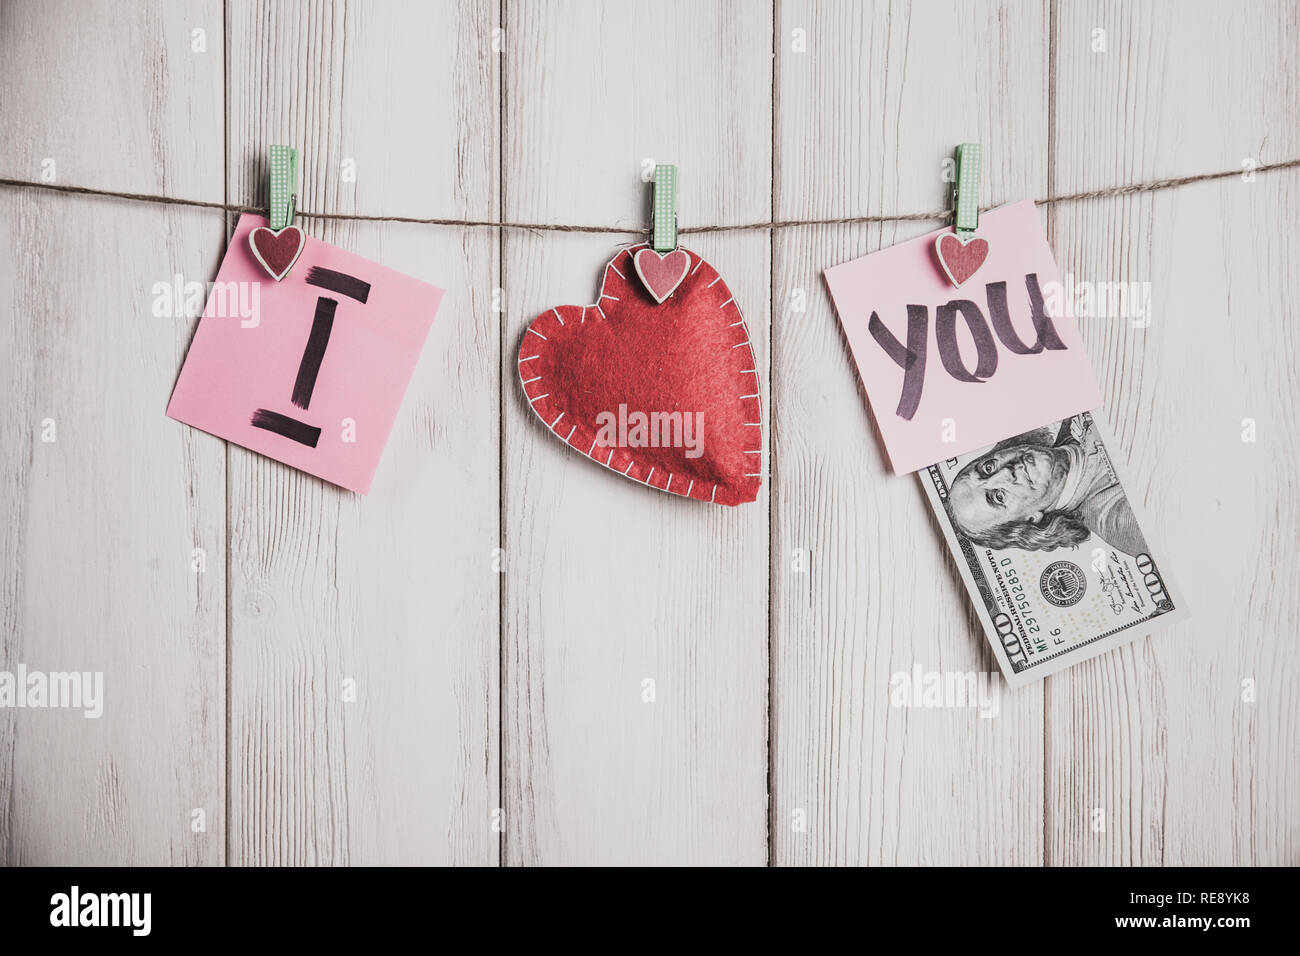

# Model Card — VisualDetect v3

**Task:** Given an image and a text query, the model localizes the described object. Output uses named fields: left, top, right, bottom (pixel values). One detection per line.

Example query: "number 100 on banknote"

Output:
left=921, top=411, right=1188, bottom=687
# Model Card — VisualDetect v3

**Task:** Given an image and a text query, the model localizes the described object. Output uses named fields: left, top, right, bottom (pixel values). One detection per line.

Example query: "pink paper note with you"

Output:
left=167, top=213, right=443, bottom=493
left=824, top=201, right=1101, bottom=473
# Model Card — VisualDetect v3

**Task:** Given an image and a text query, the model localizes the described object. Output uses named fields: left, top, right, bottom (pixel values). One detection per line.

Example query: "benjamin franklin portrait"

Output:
left=944, top=414, right=1148, bottom=558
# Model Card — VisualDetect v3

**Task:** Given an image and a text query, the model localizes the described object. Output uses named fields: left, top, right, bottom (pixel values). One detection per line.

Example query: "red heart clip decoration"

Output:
left=934, top=232, right=990, bottom=287
left=249, top=224, right=307, bottom=281
left=633, top=247, right=691, bottom=303
left=518, top=244, right=762, bottom=505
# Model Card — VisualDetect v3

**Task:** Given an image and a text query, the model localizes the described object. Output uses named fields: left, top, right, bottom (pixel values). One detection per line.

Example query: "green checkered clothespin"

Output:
left=249, top=145, right=306, bottom=280
left=951, top=143, right=980, bottom=239
left=651, top=164, right=677, bottom=252
left=934, top=143, right=990, bottom=287
left=268, top=145, right=298, bottom=230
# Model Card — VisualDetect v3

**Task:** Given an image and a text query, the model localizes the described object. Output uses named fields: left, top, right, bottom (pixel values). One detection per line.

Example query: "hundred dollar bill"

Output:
left=919, top=411, right=1187, bottom=687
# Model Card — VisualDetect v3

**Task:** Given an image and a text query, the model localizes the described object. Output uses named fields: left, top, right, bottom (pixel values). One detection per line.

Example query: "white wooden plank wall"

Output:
left=1047, top=0, right=1300, bottom=866
left=771, top=0, right=1050, bottom=867
left=1, top=0, right=227, bottom=865
left=0, top=0, right=1295, bottom=866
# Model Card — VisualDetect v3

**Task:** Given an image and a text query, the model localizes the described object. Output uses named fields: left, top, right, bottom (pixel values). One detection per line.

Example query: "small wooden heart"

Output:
left=249, top=224, right=306, bottom=281
left=934, top=232, right=990, bottom=287
left=633, top=248, right=691, bottom=304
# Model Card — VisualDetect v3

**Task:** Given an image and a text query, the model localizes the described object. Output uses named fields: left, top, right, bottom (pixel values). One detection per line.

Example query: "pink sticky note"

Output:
left=824, top=200, right=1101, bottom=474
left=167, top=213, right=443, bottom=493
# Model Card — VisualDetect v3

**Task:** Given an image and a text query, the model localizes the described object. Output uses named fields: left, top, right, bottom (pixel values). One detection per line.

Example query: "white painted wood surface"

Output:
left=222, top=0, right=500, bottom=866
left=771, top=0, right=1051, bottom=867
left=0, top=0, right=1295, bottom=866
left=502, top=0, right=771, bottom=866
left=1046, top=0, right=1300, bottom=866
left=0, top=0, right=227, bottom=865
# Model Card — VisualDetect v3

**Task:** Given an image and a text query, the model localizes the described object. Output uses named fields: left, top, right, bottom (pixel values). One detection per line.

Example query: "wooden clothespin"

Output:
left=633, top=163, right=690, bottom=304
left=651, top=163, right=677, bottom=252
left=249, top=145, right=307, bottom=281
left=934, top=143, right=990, bottom=288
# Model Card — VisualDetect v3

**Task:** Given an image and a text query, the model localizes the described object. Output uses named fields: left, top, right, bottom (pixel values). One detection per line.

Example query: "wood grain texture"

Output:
left=1047, top=0, right=1300, bottom=865
left=501, top=0, right=772, bottom=865
left=770, top=0, right=1050, bottom=866
left=0, top=0, right=225, bottom=197
left=223, top=0, right=500, bottom=865
left=0, top=0, right=1296, bottom=868
left=0, top=0, right=226, bottom=864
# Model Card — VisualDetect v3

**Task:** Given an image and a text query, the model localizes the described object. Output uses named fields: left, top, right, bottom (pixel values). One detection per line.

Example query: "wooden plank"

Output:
left=0, top=0, right=225, bottom=195
left=501, top=0, right=772, bottom=865
left=224, top=0, right=500, bottom=865
left=0, top=0, right=226, bottom=864
left=770, top=0, right=1050, bottom=865
left=1047, top=0, right=1300, bottom=865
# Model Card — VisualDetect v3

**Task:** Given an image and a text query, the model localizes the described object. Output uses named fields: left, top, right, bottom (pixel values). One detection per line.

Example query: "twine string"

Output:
left=0, top=158, right=1296, bottom=235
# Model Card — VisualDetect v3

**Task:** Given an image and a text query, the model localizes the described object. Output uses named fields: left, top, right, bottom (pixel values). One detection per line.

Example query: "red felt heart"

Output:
left=632, top=248, right=691, bottom=303
left=519, top=244, right=762, bottom=505
left=249, top=224, right=306, bottom=281
left=934, top=232, right=990, bottom=287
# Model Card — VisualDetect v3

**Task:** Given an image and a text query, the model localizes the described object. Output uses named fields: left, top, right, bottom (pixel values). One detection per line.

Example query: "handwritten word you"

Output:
left=867, top=273, right=1068, bottom=420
